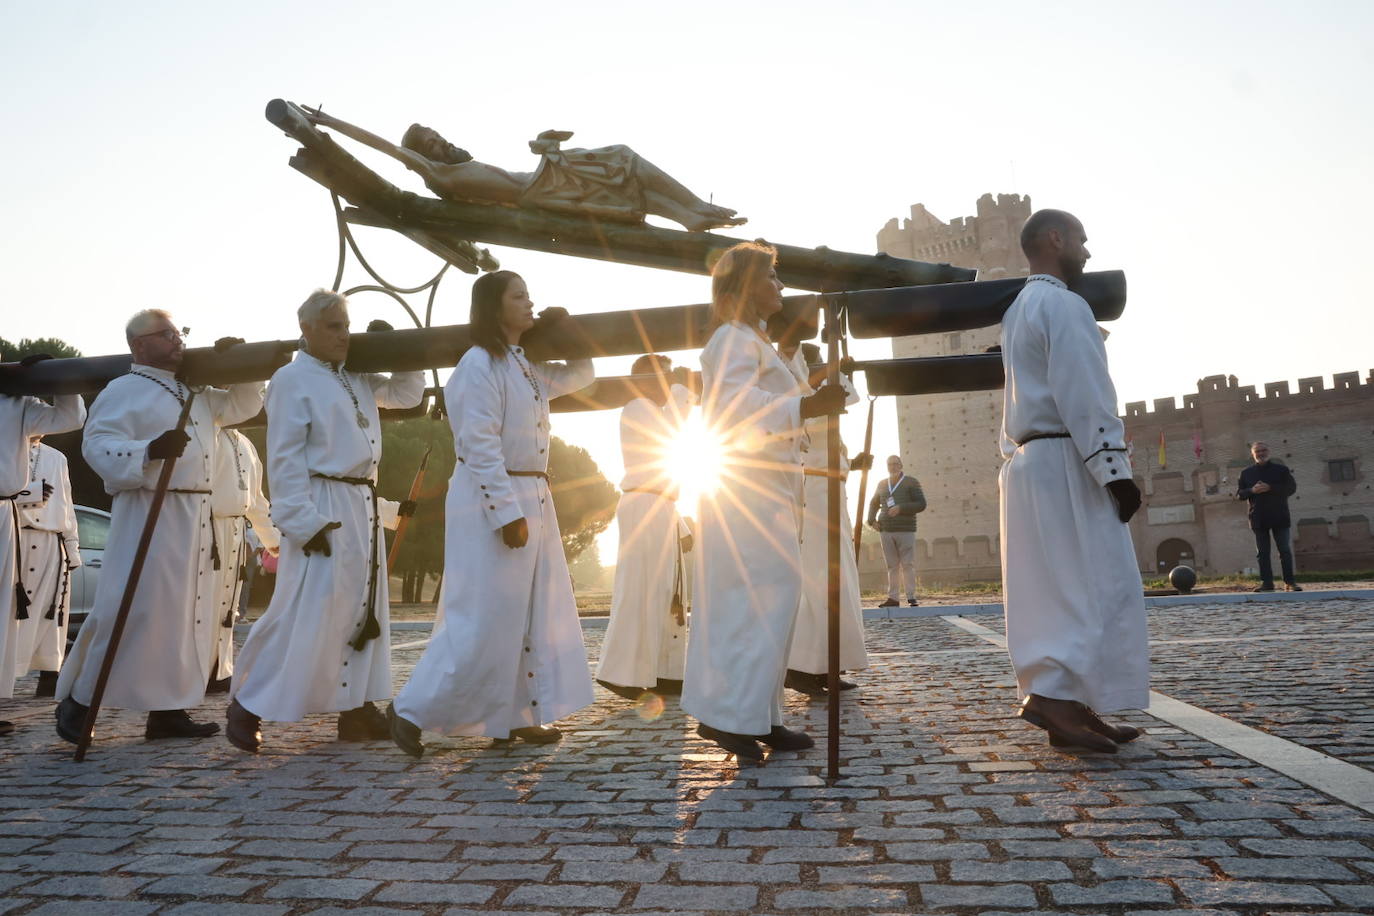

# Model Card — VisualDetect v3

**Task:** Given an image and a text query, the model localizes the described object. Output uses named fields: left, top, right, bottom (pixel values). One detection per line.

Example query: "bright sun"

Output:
left=666, top=413, right=724, bottom=511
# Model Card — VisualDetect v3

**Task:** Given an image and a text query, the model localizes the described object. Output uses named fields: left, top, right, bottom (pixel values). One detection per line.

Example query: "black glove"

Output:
left=147, top=429, right=190, bottom=460
left=1106, top=479, right=1142, bottom=524
left=213, top=336, right=245, bottom=353
left=799, top=384, right=847, bottom=419
left=397, top=499, right=417, bottom=518
left=366, top=319, right=394, bottom=333
left=850, top=452, right=874, bottom=472
left=501, top=517, right=529, bottom=549
left=303, top=521, right=343, bottom=557
left=19, top=353, right=54, bottom=367
left=535, top=306, right=569, bottom=328
left=42, top=481, right=54, bottom=502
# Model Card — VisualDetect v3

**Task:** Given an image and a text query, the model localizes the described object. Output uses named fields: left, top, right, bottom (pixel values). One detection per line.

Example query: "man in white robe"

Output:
left=56, top=313, right=262, bottom=743
left=205, top=427, right=279, bottom=692
left=15, top=437, right=82, bottom=695
left=998, top=209, right=1146, bottom=754
left=227, top=293, right=423, bottom=753
left=1, top=356, right=86, bottom=737
left=779, top=343, right=869, bottom=695
left=596, top=354, right=695, bottom=700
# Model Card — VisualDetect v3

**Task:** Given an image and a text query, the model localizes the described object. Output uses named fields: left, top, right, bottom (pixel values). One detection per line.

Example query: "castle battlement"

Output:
left=1123, top=369, right=1373, bottom=417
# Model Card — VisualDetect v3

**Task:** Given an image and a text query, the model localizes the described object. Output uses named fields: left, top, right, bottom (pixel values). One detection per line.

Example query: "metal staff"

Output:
left=852, top=397, right=877, bottom=556
left=74, top=389, right=197, bottom=761
left=386, top=442, right=432, bottom=571
left=824, top=298, right=844, bottom=781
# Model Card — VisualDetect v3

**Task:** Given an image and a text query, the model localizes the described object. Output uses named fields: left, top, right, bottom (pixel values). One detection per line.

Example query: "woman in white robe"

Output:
left=596, top=356, right=694, bottom=698
left=390, top=271, right=594, bottom=757
left=680, top=242, right=847, bottom=762
left=14, top=440, right=82, bottom=678
left=779, top=344, right=869, bottom=691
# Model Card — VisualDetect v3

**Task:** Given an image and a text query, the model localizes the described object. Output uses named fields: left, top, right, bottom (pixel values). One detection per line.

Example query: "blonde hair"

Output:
left=124, top=309, right=174, bottom=343
left=298, top=289, right=348, bottom=325
left=708, top=241, right=777, bottom=330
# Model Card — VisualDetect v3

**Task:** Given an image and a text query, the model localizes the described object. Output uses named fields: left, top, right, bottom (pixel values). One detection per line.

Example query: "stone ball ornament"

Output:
left=1168, top=565, right=1197, bottom=594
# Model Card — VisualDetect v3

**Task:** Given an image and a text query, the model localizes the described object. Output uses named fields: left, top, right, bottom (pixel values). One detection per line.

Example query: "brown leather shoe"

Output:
left=1017, top=694, right=1118, bottom=754
left=226, top=699, right=262, bottom=753
left=387, top=703, right=423, bottom=759
left=338, top=702, right=390, bottom=741
left=784, top=669, right=827, bottom=696
left=508, top=725, right=562, bottom=745
left=1077, top=704, right=1141, bottom=743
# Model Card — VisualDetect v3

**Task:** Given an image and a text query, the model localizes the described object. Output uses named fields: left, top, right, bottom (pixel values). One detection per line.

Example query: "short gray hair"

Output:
left=125, top=309, right=174, bottom=343
left=298, top=289, right=348, bottom=324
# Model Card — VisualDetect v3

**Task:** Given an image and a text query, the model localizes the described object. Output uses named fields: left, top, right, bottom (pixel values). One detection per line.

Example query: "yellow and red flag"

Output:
left=1157, top=430, right=1167, bottom=469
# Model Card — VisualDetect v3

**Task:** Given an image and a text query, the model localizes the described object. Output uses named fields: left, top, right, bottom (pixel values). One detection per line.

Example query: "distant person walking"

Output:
left=867, top=456, right=925, bottom=607
left=1237, top=441, right=1300, bottom=592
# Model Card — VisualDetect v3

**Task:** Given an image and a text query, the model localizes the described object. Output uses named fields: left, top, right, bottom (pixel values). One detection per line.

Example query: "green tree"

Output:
left=547, top=436, right=619, bottom=562
left=0, top=337, right=83, bottom=361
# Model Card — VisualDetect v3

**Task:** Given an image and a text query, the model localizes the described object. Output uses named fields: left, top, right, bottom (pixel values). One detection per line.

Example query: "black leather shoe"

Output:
left=35, top=670, right=58, bottom=698
left=338, top=702, right=390, bottom=741
left=784, top=669, right=827, bottom=696
left=759, top=725, right=814, bottom=751
left=225, top=699, right=262, bottom=753
left=596, top=678, right=648, bottom=701
left=877, top=598, right=899, bottom=608
left=205, top=676, right=231, bottom=695
left=387, top=703, right=424, bottom=759
left=1018, top=694, right=1117, bottom=754
left=146, top=709, right=220, bottom=740
left=837, top=678, right=858, bottom=691
left=653, top=678, right=683, bottom=696
left=56, top=696, right=89, bottom=744
left=0, top=720, right=14, bottom=737
left=1285, top=583, right=1303, bottom=592
left=1252, top=584, right=1275, bottom=592
left=908, top=598, right=920, bottom=607
left=508, top=725, right=562, bottom=744
left=696, top=724, right=764, bottom=762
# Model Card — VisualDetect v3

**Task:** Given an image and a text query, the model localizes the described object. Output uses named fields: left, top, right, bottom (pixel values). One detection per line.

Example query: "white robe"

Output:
left=681, top=322, right=806, bottom=736
left=596, top=386, right=693, bottom=689
left=782, top=351, right=869, bottom=674
left=395, top=346, right=594, bottom=737
left=231, top=352, right=423, bottom=721
left=1, top=393, right=85, bottom=698
left=14, top=443, right=81, bottom=673
left=208, top=428, right=279, bottom=679
left=998, top=274, right=1149, bottom=713
left=58, top=368, right=261, bottom=711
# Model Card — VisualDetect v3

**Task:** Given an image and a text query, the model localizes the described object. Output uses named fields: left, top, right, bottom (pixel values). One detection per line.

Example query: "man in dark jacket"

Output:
left=1237, top=441, right=1300, bottom=592
left=867, top=455, right=927, bottom=607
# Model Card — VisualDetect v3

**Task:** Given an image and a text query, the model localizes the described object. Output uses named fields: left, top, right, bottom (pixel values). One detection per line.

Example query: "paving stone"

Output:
left=950, top=859, right=1073, bottom=881
left=815, top=864, right=935, bottom=883
left=141, top=875, right=264, bottom=896
left=346, top=841, right=456, bottom=860
left=159, top=905, right=291, bottom=916
left=17, top=875, right=155, bottom=897
left=1105, top=839, right=1235, bottom=857
left=374, top=882, right=496, bottom=904
left=506, top=884, right=627, bottom=908
left=1240, top=838, right=1373, bottom=857
left=552, top=844, right=638, bottom=861
left=919, top=883, right=1038, bottom=908
left=773, top=888, right=909, bottom=909
left=1050, top=880, right=1176, bottom=905
left=348, top=860, right=462, bottom=881
left=1323, top=884, right=1374, bottom=907
left=1000, top=840, right=1100, bottom=858
left=1215, top=855, right=1356, bottom=879
left=264, top=878, right=382, bottom=900
left=886, top=841, right=991, bottom=860
left=1093, top=857, right=1212, bottom=878
left=1175, top=879, right=1334, bottom=905
left=23, top=904, right=158, bottom=916
left=762, top=846, right=874, bottom=863
left=452, top=863, right=554, bottom=881
left=559, top=861, right=668, bottom=882
left=123, top=854, right=226, bottom=875
left=236, top=839, right=349, bottom=859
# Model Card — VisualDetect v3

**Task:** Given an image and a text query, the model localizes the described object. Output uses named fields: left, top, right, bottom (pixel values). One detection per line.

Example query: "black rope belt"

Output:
left=457, top=457, right=548, bottom=482
left=312, top=473, right=382, bottom=652
left=1016, top=431, right=1071, bottom=446
left=5, top=494, right=30, bottom=620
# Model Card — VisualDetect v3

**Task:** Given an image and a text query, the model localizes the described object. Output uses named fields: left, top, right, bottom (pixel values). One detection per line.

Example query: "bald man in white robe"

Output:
left=998, top=209, right=1146, bottom=754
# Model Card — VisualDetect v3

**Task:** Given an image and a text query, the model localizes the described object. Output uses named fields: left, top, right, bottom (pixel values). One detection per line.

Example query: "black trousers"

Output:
left=1254, top=525, right=1295, bottom=586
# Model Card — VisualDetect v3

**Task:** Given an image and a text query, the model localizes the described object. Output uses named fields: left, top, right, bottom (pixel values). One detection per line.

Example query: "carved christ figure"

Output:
left=304, top=108, right=745, bottom=232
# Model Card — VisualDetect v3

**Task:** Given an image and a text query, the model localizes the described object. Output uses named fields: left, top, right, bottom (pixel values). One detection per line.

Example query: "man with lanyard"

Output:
left=0, top=353, right=85, bottom=737
left=205, top=426, right=280, bottom=693
left=867, top=455, right=926, bottom=607
left=56, top=311, right=262, bottom=743
left=227, top=291, right=423, bottom=753
left=15, top=435, right=82, bottom=698
left=997, top=209, right=1146, bottom=754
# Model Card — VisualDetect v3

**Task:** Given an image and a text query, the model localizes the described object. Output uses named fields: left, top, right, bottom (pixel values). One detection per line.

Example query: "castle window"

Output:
left=1328, top=459, right=1357, bottom=482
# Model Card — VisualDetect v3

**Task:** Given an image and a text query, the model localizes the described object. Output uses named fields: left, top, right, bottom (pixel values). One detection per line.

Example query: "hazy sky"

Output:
left=4, top=1, right=1371, bottom=562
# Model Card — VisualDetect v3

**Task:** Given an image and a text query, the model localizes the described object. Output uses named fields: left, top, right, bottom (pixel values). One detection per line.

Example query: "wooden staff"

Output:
left=852, top=397, right=876, bottom=556
left=824, top=299, right=844, bottom=781
left=386, top=443, right=431, bottom=570
left=75, top=390, right=197, bottom=761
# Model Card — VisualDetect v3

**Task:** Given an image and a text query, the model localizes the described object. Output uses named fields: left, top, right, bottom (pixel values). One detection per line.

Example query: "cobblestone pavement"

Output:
left=2, top=604, right=1373, bottom=914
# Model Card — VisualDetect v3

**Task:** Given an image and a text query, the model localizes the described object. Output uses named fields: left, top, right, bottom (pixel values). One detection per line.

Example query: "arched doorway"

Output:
left=1156, top=538, right=1194, bottom=572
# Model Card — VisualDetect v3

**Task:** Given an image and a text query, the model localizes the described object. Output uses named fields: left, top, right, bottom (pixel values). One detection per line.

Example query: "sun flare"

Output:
left=666, top=413, right=724, bottom=511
